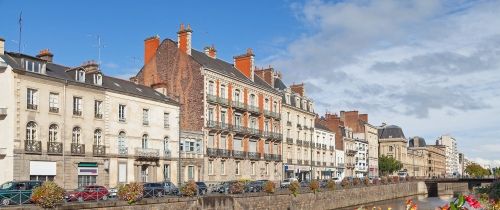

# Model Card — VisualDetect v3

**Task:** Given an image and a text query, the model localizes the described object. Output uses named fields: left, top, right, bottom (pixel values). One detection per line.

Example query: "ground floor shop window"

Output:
left=78, top=175, right=96, bottom=187
left=30, top=175, right=55, bottom=181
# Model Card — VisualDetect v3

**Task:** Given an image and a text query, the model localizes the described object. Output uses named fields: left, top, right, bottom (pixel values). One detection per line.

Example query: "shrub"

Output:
left=263, top=181, right=276, bottom=194
left=363, top=177, right=370, bottom=186
left=118, top=182, right=143, bottom=204
left=405, top=176, right=410, bottom=182
left=381, top=176, right=388, bottom=185
left=372, top=177, right=380, bottom=185
left=327, top=180, right=336, bottom=191
left=31, top=181, right=65, bottom=208
left=353, top=178, right=361, bottom=186
left=180, top=181, right=198, bottom=197
left=229, top=181, right=244, bottom=194
left=289, top=181, right=300, bottom=197
left=393, top=176, right=400, bottom=183
left=341, top=178, right=350, bottom=188
left=309, top=180, right=320, bottom=193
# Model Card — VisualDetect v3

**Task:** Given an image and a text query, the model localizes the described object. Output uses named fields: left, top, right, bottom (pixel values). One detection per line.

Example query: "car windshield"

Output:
left=76, top=187, right=87, bottom=192
left=0, top=182, right=13, bottom=190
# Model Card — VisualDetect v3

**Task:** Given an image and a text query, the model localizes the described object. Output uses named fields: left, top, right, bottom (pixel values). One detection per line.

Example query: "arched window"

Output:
left=208, top=81, right=214, bottom=95
left=389, top=146, right=393, bottom=152
left=26, top=121, right=37, bottom=141
left=49, top=124, right=58, bottom=142
left=118, top=131, right=126, bottom=154
left=94, top=129, right=102, bottom=145
left=142, top=134, right=149, bottom=149
left=234, top=89, right=240, bottom=102
left=72, top=127, right=81, bottom=144
left=164, top=136, right=169, bottom=152
left=250, top=94, right=255, bottom=106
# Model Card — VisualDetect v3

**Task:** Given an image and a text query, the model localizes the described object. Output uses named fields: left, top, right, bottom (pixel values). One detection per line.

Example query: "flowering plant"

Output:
left=438, top=194, right=482, bottom=210
left=289, top=181, right=300, bottom=197
left=118, top=182, right=143, bottom=204
left=180, top=181, right=198, bottom=197
left=31, top=181, right=65, bottom=208
left=263, top=181, right=276, bottom=194
left=309, top=179, right=320, bottom=193
left=405, top=199, right=417, bottom=210
left=326, top=179, right=336, bottom=191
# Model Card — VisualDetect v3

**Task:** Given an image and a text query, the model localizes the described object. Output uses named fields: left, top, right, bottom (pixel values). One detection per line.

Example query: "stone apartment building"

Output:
left=134, top=25, right=283, bottom=184
left=407, top=137, right=429, bottom=177
left=313, top=124, right=336, bottom=180
left=377, top=124, right=408, bottom=175
left=0, top=38, right=180, bottom=189
left=427, top=144, right=446, bottom=178
left=436, top=135, right=459, bottom=177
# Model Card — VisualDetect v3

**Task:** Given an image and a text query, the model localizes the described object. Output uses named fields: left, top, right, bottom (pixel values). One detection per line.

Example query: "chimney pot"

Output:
left=177, top=23, right=192, bottom=55
left=81, top=60, right=100, bottom=74
left=144, top=35, right=160, bottom=65
left=204, top=45, right=217, bottom=59
left=233, top=48, right=255, bottom=80
left=36, top=49, right=54, bottom=62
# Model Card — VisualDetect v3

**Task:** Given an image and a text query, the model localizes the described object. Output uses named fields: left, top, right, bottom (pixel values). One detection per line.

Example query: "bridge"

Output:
left=423, top=178, right=497, bottom=197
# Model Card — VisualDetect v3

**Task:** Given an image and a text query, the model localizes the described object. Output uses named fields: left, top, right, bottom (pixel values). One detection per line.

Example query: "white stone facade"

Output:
left=436, top=135, right=459, bottom=177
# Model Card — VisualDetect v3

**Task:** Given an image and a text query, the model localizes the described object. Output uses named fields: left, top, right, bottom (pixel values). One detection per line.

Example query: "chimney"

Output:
left=234, top=48, right=255, bottom=80
left=204, top=45, right=216, bottom=59
left=359, top=114, right=368, bottom=123
left=290, top=83, right=305, bottom=96
left=36, top=49, right=54, bottom=62
left=144, top=35, right=160, bottom=65
left=81, top=60, right=100, bottom=74
left=129, top=76, right=138, bottom=84
left=0, top=37, right=5, bottom=55
left=254, top=66, right=275, bottom=87
left=177, top=24, right=192, bottom=55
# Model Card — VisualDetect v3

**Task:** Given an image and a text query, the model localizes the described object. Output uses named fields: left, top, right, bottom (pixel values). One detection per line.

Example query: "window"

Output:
left=78, top=175, right=96, bottom=187
left=164, top=112, right=170, bottom=128
left=235, top=161, right=240, bottom=175
left=76, top=70, right=85, bottom=82
left=73, top=97, right=82, bottom=116
left=208, top=81, right=214, bottom=95
left=142, top=134, right=149, bottom=149
left=118, top=163, right=127, bottom=183
left=234, top=89, right=240, bottom=102
left=27, top=88, right=38, bottom=110
left=48, top=124, right=58, bottom=142
left=264, top=98, right=269, bottom=110
left=221, top=111, right=226, bottom=125
left=163, top=136, right=170, bottom=156
left=220, top=85, right=226, bottom=98
left=119, top=104, right=126, bottom=122
left=118, top=132, right=126, bottom=155
left=265, top=163, right=269, bottom=175
left=250, top=118, right=256, bottom=129
left=251, top=162, right=255, bottom=175
left=389, top=146, right=393, bottom=152
left=49, top=93, right=59, bottom=113
left=30, top=175, right=54, bottom=182
left=188, top=166, right=195, bottom=180
left=94, top=73, right=102, bottom=85
left=140, top=166, right=149, bottom=182
left=25, top=60, right=42, bottom=73
left=220, top=136, right=227, bottom=149
left=208, top=161, right=213, bottom=175
left=163, top=164, right=170, bottom=180
left=250, top=94, right=255, bottom=106
left=94, top=100, right=103, bottom=119
left=273, top=101, right=278, bottom=112
left=26, top=121, right=37, bottom=141
left=94, top=129, right=102, bottom=145
left=221, top=161, right=225, bottom=175
left=72, top=127, right=81, bottom=144
left=208, top=108, right=214, bottom=122
left=143, top=109, right=149, bottom=125
left=234, top=138, right=242, bottom=151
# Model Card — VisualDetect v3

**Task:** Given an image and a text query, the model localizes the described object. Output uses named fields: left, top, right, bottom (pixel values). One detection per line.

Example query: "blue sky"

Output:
left=1, top=0, right=500, bottom=166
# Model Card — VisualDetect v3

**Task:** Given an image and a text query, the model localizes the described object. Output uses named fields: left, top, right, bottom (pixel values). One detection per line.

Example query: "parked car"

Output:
left=108, top=187, right=118, bottom=199
left=0, top=180, right=43, bottom=205
left=215, top=181, right=232, bottom=194
left=299, top=181, right=310, bottom=188
left=280, top=178, right=297, bottom=188
left=245, top=180, right=265, bottom=192
left=195, top=182, right=208, bottom=195
left=65, top=185, right=109, bottom=202
left=159, top=181, right=179, bottom=195
left=331, top=177, right=340, bottom=183
left=143, top=183, right=165, bottom=198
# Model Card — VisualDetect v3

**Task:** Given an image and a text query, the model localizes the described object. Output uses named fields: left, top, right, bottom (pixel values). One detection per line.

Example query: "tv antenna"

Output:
left=88, top=34, right=106, bottom=67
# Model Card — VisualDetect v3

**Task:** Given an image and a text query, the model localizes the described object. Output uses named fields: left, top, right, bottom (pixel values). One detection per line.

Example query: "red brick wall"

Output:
left=136, top=39, right=204, bottom=132
left=290, top=84, right=304, bottom=96
left=319, top=114, right=344, bottom=150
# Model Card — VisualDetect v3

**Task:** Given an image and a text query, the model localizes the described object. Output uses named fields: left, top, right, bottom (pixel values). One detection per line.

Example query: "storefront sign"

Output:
left=30, top=161, right=56, bottom=176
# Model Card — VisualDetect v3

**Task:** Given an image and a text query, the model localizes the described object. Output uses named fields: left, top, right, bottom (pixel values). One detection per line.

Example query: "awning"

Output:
left=30, top=161, right=56, bottom=176
left=78, top=162, right=98, bottom=167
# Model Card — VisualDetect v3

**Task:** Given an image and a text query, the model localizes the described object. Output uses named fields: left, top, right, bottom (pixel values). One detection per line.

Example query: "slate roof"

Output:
left=409, top=136, right=427, bottom=147
left=378, top=125, right=406, bottom=139
left=1, top=52, right=177, bottom=104
left=315, top=122, right=333, bottom=133
left=274, top=77, right=287, bottom=90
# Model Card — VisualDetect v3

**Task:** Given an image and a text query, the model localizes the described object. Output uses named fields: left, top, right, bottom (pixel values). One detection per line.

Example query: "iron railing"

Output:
left=47, top=142, right=63, bottom=154
left=232, top=100, right=246, bottom=110
left=93, top=145, right=106, bottom=156
left=232, top=150, right=246, bottom=159
left=118, top=147, right=128, bottom=156
left=248, top=152, right=260, bottom=160
left=217, top=149, right=230, bottom=158
left=135, top=148, right=160, bottom=159
left=49, top=107, right=59, bottom=113
left=248, top=105, right=259, bottom=114
left=71, top=143, right=85, bottom=155
left=207, top=148, right=218, bottom=157
left=25, top=140, right=42, bottom=153
left=286, top=138, right=293, bottom=144
left=27, top=104, right=38, bottom=110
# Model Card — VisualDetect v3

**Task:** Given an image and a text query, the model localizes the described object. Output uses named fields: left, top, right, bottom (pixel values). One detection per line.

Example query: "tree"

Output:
left=379, top=155, right=403, bottom=176
left=465, top=163, right=490, bottom=178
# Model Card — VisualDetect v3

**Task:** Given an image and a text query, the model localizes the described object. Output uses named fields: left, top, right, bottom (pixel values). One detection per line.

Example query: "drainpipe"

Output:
left=62, top=80, right=67, bottom=189
left=177, top=99, right=182, bottom=187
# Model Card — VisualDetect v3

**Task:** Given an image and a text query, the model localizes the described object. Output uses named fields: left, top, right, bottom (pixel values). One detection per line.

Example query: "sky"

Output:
left=1, top=0, right=499, bottom=167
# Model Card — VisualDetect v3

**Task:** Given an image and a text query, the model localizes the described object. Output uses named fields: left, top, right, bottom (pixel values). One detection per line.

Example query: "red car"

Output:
left=65, top=185, right=109, bottom=202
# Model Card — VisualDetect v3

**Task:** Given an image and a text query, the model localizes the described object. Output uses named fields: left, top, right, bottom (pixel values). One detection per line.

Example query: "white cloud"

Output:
left=267, top=0, right=500, bottom=163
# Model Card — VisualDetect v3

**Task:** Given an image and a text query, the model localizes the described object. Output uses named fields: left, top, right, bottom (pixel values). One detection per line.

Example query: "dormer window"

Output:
left=24, top=59, right=45, bottom=74
left=76, top=70, right=85, bottom=82
left=94, top=73, right=102, bottom=86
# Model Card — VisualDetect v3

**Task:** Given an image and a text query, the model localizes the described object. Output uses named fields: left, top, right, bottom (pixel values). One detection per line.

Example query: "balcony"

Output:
left=231, top=100, right=246, bottom=111
left=322, top=144, right=327, bottom=150
left=221, top=123, right=229, bottom=131
left=27, top=104, right=38, bottom=110
left=304, top=160, right=309, bottom=165
left=303, top=125, right=308, bottom=130
left=232, top=150, right=246, bottom=159
left=262, top=131, right=271, bottom=139
left=303, top=141, right=310, bottom=148
left=264, top=153, right=273, bottom=161
left=316, top=143, right=321, bottom=148
left=286, top=121, right=292, bottom=126
left=274, top=154, right=282, bottom=162
left=248, top=152, right=260, bottom=160
left=217, top=149, right=230, bottom=158
left=263, top=110, right=272, bottom=117
left=249, top=128, right=261, bottom=138
left=118, top=147, right=128, bottom=156
left=337, top=163, right=345, bottom=168
left=95, top=113, right=103, bottom=119
left=93, top=145, right=106, bottom=156
left=73, top=110, right=82, bottom=116
left=219, top=98, right=229, bottom=107
left=164, top=150, right=172, bottom=158
left=49, top=107, right=59, bottom=113
left=272, top=132, right=283, bottom=140
left=346, top=149, right=357, bottom=156
left=207, top=148, right=218, bottom=157
left=296, top=140, right=303, bottom=146
left=323, top=162, right=327, bottom=166
left=270, top=112, right=281, bottom=119
left=71, top=143, right=85, bottom=155
left=316, top=161, right=321, bottom=166
left=329, top=146, right=335, bottom=151
left=47, top=142, right=62, bottom=154
left=207, top=120, right=221, bottom=130
left=287, top=158, right=293, bottom=164
left=25, top=140, right=42, bottom=154
left=297, top=124, right=302, bottom=130
left=248, top=105, right=259, bottom=114
left=330, top=162, right=335, bottom=167
left=309, top=127, right=314, bottom=132
left=135, top=148, right=160, bottom=159
left=233, top=125, right=249, bottom=135
left=207, top=94, right=218, bottom=104
left=286, top=138, right=293, bottom=144
left=310, top=143, right=315, bottom=149
left=297, top=160, right=303, bottom=165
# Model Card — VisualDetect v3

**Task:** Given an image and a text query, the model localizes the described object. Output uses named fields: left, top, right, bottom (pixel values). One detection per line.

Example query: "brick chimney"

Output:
left=177, top=24, right=192, bottom=55
left=254, top=66, right=275, bottom=87
left=234, top=48, right=255, bottom=81
left=81, top=60, right=100, bottom=74
left=290, top=83, right=305, bottom=96
left=204, top=45, right=216, bottom=59
left=36, top=49, right=54, bottom=63
left=0, top=37, right=4, bottom=55
left=359, top=114, right=368, bottom=123
left=320, top=113, right=344, bottom=150
left=144, top=35, right=160, bottom=65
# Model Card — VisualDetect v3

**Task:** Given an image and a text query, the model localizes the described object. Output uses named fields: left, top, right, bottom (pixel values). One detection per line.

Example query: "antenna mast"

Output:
left=18, top=11, right=23, bottom=53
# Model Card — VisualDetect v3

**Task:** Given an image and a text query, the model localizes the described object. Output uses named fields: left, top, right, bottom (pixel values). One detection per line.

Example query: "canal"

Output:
left=337, top=194, right=456, bottom=210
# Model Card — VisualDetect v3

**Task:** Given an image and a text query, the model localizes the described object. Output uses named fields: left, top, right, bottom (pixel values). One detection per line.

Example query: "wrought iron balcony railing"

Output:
left=248, top=152, right=260, bottom=160
left=337, top=163, right=345, bottom=168
left=135, top=147, right=160, bottom=159
left=47, top=142, right=62, bottom=154
left=25, top=140, right=42, bottom=153
left=27, top=104, right=38, bottom=110
left=263, top=110, right=272, bottom=117
left=271, top=112, right=281, bottom=119
left=297, top=159, right=303, bottom=165
left=207, top=148, right=218, bottom=157
left=95, top=113, right=103, bottom=119
left=93, top=145, right=106, bottom=156
left=264, top=153, right=273, bottom=161
left=286, top=137, right=293, bottom=144
left=73, top=110, right=82, bottom=116
left=71, top=143, right=85, bottom=155
left=217, top=149, right=230, bottom=158
left=329, top=146, right=335, bottom=151
left=164, top=150, right=171, bottom=158
left=274, top=154, right=282, bottom=162
left=118, top=147, right=128, bottom=156
left=248, top=105, right=259, bottom=114
left=207, top=94, right=218, bottom=103
left=286, top=121, right=292, bottom=126
left=232, top=150, right=246, bottom=159
left=287, top=158, right=293, bottom=164
left=49, top=107, right=59, bottom=113
left=297, top=124, right=302, bottom=130
left=219, top=98, right=229, bottom=106
left=304, top=160, right=309, bottom=165
left=296, top=140, right=303, bottom=146
left=322, top=144, right=327, bottom=150
left=231, top=100, right=246, bottom=110
left=207, top=120, right=221, bottom=129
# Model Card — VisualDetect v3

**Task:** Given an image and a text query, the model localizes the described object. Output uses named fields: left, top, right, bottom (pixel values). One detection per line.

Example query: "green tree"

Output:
left=379, top=155, right=403, bottom=176
left=465, top=163, right=489, bottom=178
